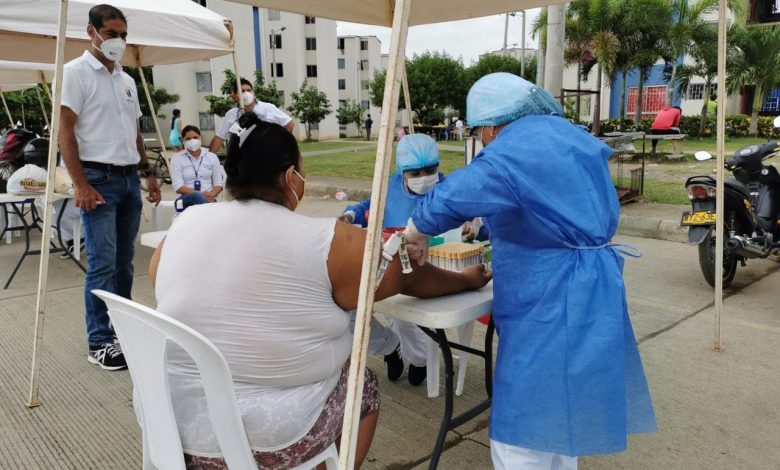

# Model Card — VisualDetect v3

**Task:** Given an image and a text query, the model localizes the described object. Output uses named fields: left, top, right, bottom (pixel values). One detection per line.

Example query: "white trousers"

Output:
left=491, top=440, right=578, bottom=470
left=349, top=313, right=428, bottom=366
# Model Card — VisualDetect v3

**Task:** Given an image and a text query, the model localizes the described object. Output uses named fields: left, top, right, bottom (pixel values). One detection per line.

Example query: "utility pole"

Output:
left=270, top=26, right=286, bottom=80
left=544, top=4, right=566, bottom=100
left=521, top=10, right=526, bottom=78
left=503, top=13, right=510, bottom=55
left=536, top=7, right=547, bottom=86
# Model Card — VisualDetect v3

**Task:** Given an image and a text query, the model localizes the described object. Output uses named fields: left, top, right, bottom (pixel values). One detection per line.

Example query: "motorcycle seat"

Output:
left=725, top=178, right=751, bottom=198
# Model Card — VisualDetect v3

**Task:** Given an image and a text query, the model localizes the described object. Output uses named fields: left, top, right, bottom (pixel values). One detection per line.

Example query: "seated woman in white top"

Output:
left=171, top=125, right=224, bottom=210
left=149, top=112, right=492, bottom=469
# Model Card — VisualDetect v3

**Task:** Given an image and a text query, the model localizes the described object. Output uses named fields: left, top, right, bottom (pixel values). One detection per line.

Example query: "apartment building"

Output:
left=151, top=1, right=341, bottom=143
left=336, top=36, right=382, bottom=138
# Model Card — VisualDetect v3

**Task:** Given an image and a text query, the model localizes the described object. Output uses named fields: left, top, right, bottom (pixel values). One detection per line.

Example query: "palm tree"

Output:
left=623, top=0, right=673, bottom=124
left=665, top=0, right=747, bottom=106
left=670, top=24, right=719, bottom=136
left=727, top=24, right=780, bottom=136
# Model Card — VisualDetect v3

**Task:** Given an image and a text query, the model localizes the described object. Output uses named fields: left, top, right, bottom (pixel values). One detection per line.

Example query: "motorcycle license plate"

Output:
left=681, top=211, right=717, bottom=226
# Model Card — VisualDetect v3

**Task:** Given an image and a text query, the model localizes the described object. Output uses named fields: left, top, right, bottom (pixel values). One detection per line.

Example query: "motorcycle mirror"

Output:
left=773, top=116, right=780, bottom=128
left=694, top=151, right=713, bottom=161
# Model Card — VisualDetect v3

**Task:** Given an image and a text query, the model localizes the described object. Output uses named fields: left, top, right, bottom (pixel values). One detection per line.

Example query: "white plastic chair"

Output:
left=425, top=321, right=475, bottom=398
left=93, top=290, right=338, bottom=470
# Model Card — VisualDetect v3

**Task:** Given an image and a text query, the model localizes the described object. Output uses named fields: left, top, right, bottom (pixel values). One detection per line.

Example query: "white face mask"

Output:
left=91, top=26, right=126, bottom=62
left=184, top=139, right=201, bottom=152
left=407, top=174, right=438, bottom=195
left=288, top=169, right=306, bottom=206
left=241, top=91, right=256, bottom=106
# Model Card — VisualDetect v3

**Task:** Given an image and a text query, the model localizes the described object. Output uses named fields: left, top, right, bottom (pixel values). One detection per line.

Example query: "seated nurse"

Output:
left=171, top=125, right=224, bottom=210
left=338, top=134, right=443, bottom=386
left=149, top=112, right=492, bottom=469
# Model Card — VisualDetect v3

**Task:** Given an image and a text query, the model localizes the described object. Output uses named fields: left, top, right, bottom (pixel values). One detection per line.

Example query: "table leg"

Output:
left=429, top=328, right=454, bottom=470
left=3, top=202, right=32, bottom=289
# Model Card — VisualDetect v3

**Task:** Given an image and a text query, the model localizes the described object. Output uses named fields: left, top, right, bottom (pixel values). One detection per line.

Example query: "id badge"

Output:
left=194, top=180, right=201, bottom=191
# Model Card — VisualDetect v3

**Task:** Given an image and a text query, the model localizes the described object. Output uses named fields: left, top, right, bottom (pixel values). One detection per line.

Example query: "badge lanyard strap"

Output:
left=187, top=153, right=204, bottom=182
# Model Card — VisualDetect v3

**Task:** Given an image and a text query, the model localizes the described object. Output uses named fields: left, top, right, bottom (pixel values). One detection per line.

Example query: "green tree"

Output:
left=289, top=80, right=332, bottom=141
left=336, top=100, right=366, bottom=137
left=125, top=67, right=179, bottom=117
left=368, top=51, right=467, bottom=124
left=0, top=85, right=50, bottom=134
left=727, top=24, right=780, bottom=136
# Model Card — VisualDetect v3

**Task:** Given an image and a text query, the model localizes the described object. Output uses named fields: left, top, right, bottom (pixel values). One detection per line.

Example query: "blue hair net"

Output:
left=466, top=72, right=563, bottom=127
left=396, top=134, right=439, bottom=174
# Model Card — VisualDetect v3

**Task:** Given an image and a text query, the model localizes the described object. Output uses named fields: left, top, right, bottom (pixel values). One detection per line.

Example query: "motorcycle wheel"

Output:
left=154, top=155, right=172, bottom=185
left=697, top=214, right=739, bottom=288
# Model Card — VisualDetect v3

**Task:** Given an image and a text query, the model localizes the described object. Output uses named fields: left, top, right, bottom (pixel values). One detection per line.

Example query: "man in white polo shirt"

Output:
left=59, top=4, right=162, bottom=371
left=208, top=78, right=294, bottom=153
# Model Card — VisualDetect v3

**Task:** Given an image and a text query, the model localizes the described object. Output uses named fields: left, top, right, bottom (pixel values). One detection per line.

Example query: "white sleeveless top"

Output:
left=154, top=199, right=350, bottom=455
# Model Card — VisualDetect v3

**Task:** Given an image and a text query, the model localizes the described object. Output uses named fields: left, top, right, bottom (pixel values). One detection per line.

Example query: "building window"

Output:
left=686, top=83, right=704, bottom=100
left=339, top=99, right=347, bottom=108
left=361, top=100, right=370, bottom=110
left=140, top=115, right=155, bottom=133
left=626, top=85, right=667, bottom=117
left=306, top=37, right=317, bottom=51
left=199, top=112, right=215, bottom=131
left=307, top=65, right=318, bottom=78
left=337, top=37, right=345, bottom=50
left=270, top=34, right=282, bottom=49
left=309, top=122, right=320, bottom=131
left=360, top=39, right=369, bottom=50
left=195, top=71, right=212, bottom=92
left=359, top=60, right=369, bottom=71
left=271, top=63, right=284, bottom=78
left=361, top=80, right=369, bottom=90
left=338, top=79, right=346, bottom=90
left=305, top=16, right=316, bottom=24
left=191, top=0, right=207, bottom=6
left=267, top=9, right=280, bottom=21
left=337, top=58, right=346, bottom=69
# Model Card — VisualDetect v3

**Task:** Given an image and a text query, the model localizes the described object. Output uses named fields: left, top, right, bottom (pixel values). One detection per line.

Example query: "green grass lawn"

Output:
left=298, top=140, right=371, bottom=153
left=303, top=148, right=466, bottom=179
left=637, top=136, right=765, bottom=156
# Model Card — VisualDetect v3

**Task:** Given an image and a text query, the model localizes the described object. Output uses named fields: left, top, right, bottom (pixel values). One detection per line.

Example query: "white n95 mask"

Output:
left=91, top=27, right=126, bottom=62
left=407, top=174, right=438, bottom=195
left=185, top=139, right=202, bottom=152
left=241, top=91, right=255, bottom=106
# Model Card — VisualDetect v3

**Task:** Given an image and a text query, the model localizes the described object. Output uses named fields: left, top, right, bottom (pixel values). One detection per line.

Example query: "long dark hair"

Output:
left=170, top=109, right=181, bottom=130
left=224, top=112, right=300, bottom=202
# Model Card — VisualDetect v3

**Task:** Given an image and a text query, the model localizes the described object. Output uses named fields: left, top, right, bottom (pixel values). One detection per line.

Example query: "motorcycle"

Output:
left=681, top=116, right=780, bottom=287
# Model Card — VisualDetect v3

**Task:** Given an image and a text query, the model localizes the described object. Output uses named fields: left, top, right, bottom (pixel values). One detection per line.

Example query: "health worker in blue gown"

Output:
left=404, top=73, right=656, bottom=470
left=339, top=134, right=443, bottom=386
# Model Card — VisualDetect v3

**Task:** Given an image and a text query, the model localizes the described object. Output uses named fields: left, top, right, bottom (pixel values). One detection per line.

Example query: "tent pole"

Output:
left=713, top=0, right=727, bottom=352
left=27, top=0, right=69, bottom=408
left=35, top=86, right=50, bottom=130
left=401, top=63, right=414, bottom=134
left=231, top=45, right=245, bottom=112
left=39, top=71, right=53, bottom=102
left=338, top=0, right=411, bottom=468
left=135, top=48, right=168, bottom=163
left=0, top=87, right=13, bottom=125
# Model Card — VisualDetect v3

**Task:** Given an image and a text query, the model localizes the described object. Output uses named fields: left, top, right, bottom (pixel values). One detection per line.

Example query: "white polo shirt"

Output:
left=61, top=51, right=142, bottom=166
left=215, top=101, right=292, bottom=140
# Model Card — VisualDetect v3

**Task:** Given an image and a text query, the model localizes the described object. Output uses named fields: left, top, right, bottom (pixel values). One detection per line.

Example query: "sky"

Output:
left=336, top=10, right=542, bottom=66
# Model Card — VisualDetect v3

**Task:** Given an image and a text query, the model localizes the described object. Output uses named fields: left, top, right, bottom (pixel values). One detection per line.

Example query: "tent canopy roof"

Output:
left=226, top=0, right=562, bottom=27
left=0, top=0, right=234, bottom=67
left=0, top=61, right=55, bottom=87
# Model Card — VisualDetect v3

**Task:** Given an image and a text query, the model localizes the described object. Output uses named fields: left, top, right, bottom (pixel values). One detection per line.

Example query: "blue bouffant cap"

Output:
left=396, top=134, right=439, bottom=174
left=466, top=72, right=562, bottom=127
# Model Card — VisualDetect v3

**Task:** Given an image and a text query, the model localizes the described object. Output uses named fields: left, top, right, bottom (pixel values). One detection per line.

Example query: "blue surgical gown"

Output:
left=344, top=173, right=444, bottom=228
left=410, top=115, right=656, bottom=456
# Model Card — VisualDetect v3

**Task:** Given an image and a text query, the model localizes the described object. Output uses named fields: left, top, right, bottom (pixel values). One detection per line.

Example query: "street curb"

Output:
left=308, top=181, right=689, bottom=244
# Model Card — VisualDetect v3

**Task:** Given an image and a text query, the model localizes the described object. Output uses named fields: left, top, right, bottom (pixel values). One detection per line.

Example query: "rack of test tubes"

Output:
left=428, top=242, right=484, bottom=272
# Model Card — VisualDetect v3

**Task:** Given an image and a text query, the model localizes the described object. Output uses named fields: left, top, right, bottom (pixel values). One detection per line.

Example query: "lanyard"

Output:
left=187, top=153, right=204, bottom=180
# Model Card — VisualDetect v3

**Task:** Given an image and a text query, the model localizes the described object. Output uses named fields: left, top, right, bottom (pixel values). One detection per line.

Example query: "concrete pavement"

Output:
left=0, top=193, right=778, bottom=469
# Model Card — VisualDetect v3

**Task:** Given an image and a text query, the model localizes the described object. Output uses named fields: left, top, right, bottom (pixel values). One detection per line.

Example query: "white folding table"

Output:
left=140, top=230, right=167, bottom=249
left=374, top=283, right=494, bottom=469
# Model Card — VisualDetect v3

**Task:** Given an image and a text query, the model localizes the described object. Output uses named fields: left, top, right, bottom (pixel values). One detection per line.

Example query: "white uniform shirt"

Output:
left=215, top=101, right=292, bottom=140
left=170, top=149, right=224, bottom=193
left=61, top=51, right=142, bottom=166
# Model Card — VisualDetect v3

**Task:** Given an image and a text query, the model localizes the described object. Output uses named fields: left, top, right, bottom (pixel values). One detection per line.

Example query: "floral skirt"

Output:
left=184, top=362, right=380, bottom=469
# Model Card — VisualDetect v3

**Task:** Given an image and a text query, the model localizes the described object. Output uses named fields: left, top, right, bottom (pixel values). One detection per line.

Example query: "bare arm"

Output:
left=327, top=222, right=491, bottom=311
left=284, top=120, right=295, bottom=133
left=209, top=136, right=224, bottom=153
left=137, top=131, right=161, bottom=204
left=60, top=106, right=104, bottom=211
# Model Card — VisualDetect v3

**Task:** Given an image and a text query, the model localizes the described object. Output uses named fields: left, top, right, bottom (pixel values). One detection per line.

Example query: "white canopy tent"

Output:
left=0, top=0, right=237, bottom=407
left=229, top=1, right=733, bottom=469
left=0, top=61, right=56, bottom=128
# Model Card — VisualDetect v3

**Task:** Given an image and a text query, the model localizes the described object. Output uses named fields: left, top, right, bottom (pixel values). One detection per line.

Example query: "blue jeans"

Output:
left=81, top=168, right=142, bottom=347
left=175, top=191, right=208, bottom=212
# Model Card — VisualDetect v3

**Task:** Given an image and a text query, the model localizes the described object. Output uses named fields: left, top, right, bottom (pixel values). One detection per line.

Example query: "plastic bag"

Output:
left=6, top=164, right=47, bottom=194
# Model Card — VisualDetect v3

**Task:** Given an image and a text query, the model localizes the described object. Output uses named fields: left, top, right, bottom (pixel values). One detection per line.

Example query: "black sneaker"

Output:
left=408, top=364, right=427, bottom=386
left=384, top=346, right=404, bottom=382
left=88, top=343, right=127, bottom=371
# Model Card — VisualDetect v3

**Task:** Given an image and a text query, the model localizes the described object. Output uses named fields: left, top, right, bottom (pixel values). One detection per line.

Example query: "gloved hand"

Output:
left=404, top=218, right=430, bottom=266
left=337, top=211, right=356, bottom=224
left=461, top=217, right=482, bottom=241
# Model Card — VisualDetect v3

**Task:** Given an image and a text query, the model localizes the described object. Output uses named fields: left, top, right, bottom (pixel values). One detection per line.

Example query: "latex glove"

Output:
left=461, top=217, right=482, bottom=241
left=461, top=263, right=492, bottom=290
left=404, top=217, right=430, bottom=266
left=337, top=211, right=355, bottom=224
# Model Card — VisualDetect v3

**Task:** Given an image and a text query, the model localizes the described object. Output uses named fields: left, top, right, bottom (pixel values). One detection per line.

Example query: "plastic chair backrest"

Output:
left=93, top=290, right=256, bottom=470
